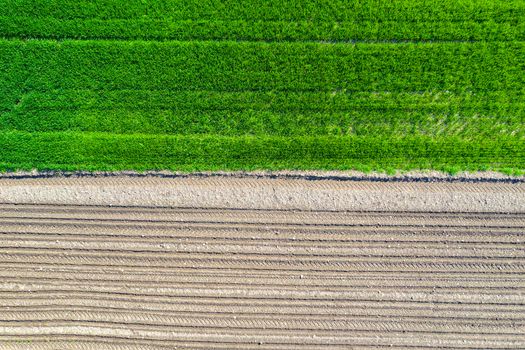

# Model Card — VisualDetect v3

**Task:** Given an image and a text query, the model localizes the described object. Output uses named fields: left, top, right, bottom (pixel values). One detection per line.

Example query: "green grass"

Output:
left=0, top=0, right=523, bottom=173
left=1, top=132, right=523, bottom=173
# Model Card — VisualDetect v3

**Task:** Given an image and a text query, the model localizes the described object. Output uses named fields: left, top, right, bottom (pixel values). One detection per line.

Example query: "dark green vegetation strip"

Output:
left=1, top=0, right=524, bottom=41
left=2, top=18, right=523, bottom=42
left=1, top=132, right=523, bottom=174
left=0, top=1, right=523, bottom=173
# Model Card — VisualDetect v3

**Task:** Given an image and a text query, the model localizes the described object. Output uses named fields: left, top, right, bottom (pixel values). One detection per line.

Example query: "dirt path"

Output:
left=0, top=176, right=524, bottom=212
left=0, top=177, right=523, bottom=349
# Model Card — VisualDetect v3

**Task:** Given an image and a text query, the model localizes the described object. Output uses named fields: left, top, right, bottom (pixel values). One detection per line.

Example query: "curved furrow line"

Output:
left=1, top=248, right=524, bottom=266
left=0, top=310, right=523, bottom=332
left=4, top=276, right=524, bottom=295
left=2, top=271, right=524, bottom=289
left=3, top=260, right=524, bottom=278
left=3, top=294, right=524, bottom=315
left=4, top=265, right=524, bottom=282
left=1, top=203, right=524, bottom=219
left=0, top=206, right=524, bottom=226
left=2, top=231, right=524, bottom=248
left=1, top=252, right=525, bottom=275
left=0, top=328, right=523, bottom=348
left=3, top=304, right=525, bottom=322
left=2, top=215, right=525, bottom=229
left=1, top=240, right=523, bottom=260
left=0, top=318, right=522, bottom=337
left=2, top=283, right=524, bottom=305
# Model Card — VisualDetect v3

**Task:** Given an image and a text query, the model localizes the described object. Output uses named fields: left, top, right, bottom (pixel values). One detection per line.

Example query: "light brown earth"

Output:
left=0, top=176, right=523, bottom=349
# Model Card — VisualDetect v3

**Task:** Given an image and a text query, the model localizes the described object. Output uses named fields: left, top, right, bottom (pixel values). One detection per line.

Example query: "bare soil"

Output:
left=0, top=176, right=523, bottom=349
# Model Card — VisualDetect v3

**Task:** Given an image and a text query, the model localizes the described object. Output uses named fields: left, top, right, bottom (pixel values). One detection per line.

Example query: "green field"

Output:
left=0, top=0, right=524, bottom=173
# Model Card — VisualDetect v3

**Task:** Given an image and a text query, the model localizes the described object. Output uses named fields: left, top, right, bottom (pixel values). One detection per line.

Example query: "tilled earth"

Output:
left=0, top=177, right=523, bottom=349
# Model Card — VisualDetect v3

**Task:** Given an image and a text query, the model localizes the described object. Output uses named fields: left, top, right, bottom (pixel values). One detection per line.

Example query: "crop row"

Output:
left=2, top=0, right=522, bottom=22
left=1, top=18, right=523, bottom=41
left=14, top=90, right=525, bottom=113
left=3, top=109, right=523, bottom=139
left=1, top=40, right=522, bottom=98
left=0, top=132, right=523, bottom=173
left=3, top=88, right=523, bottom=138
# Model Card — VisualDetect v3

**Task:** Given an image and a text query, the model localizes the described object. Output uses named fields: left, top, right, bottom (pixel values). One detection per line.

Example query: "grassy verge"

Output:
left=0, top=132, right=523, bottom=174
